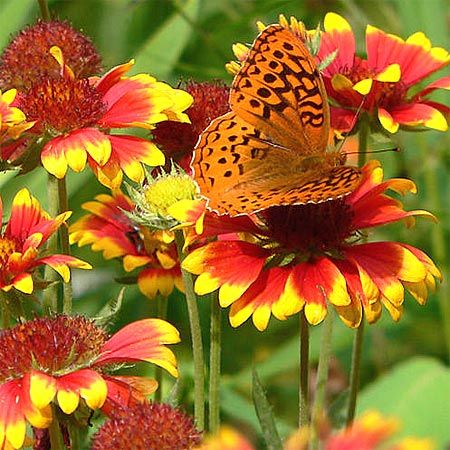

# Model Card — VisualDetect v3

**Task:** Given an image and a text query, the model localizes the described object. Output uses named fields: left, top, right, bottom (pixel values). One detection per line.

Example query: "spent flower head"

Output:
left=92, top=402, right=202, bottom=450
left=0, top=19, right=101, bottom=90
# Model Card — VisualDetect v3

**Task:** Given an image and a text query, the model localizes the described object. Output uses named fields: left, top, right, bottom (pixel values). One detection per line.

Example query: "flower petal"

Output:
left=29, top=371, right=57, bottom=410
left=96, top=319, right=180, bottom=378
left=183, top=241, right=268, bottom=306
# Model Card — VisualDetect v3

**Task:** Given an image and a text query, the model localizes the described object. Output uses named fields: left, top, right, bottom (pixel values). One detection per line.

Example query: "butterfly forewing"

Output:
left=192, top=24, right=361, bottom=216
left=230, top=25, right=330, bottom=154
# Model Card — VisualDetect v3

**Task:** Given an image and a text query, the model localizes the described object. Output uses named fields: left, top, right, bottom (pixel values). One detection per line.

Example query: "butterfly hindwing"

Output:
left=193, top=112, right=361, bottom=215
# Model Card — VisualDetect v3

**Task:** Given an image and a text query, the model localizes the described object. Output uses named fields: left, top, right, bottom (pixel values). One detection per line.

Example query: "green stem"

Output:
left=298, top=311, right=310, bottom=427
left=58, top=178, right=73, bottom=314
left=344, top=117, right=370, bottom=426
left=174, top=230, right=205, bottom=430
left=346, top=319, right=365, bottom=426
left=421, top=137, right=450, bottom=362
left=311, top=311, right=334, bottom=450
left=48, top=408, right=66, bottom=450
left=209, top=291, right=221, bottom=433
left=154, top=295, right=168, bottom=403
left=43, top=174, right=59, bottom=313
left=37, top=0, right=51, bottom=20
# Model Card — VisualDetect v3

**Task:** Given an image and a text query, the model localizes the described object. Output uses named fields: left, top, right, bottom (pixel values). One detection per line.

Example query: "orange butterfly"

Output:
left=192, top=25, right=361, bottom=216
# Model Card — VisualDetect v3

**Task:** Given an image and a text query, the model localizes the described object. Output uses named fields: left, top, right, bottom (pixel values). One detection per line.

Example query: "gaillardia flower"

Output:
left=152, top=81, right=230, bottom=170
left=0, top=88, right=31, bottom=143
left=69, top=190, right=184, bottom=299
left=0, top=19, right=101, bottom=91
left=0, top=188, right=90, bottom=294
left=0, top=315, right=180, bottom=449
left=183, top=161, right=440, bottom=330
left=11, top=47, right=192, bottom=187
left=91, top=402, right=201, bottom=450
left=325, top=411, right=434, bottom=450
left=198, top=425, right=255, bottom=450
left=316, top=12, right=449, bottom=133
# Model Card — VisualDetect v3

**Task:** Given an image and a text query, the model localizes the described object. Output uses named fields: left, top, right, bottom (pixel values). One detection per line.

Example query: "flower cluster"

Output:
left=0, top=20, right=193, bottom=188
left=0, top=315, right=179, bottom=449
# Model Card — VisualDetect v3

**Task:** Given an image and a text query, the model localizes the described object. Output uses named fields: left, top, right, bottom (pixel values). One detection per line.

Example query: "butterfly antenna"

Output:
left=335, top=96, right=367, bottom=153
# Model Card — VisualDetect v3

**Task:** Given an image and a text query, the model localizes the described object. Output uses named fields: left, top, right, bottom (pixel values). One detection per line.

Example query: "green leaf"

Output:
left=94, top=288, right=125, bottom=328
left=132, top=0, right=200, bottom=79
left=0, top=0, right=34, bottom=49
left=252, top=368, right=283, bottom=450
left=357, top=357, right=450, bottom=447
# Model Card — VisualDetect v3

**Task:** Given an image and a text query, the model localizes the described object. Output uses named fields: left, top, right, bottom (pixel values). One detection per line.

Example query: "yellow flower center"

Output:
left=0, top=237, right=16, bottom=267
left=143, top=174, right=197, bottom=216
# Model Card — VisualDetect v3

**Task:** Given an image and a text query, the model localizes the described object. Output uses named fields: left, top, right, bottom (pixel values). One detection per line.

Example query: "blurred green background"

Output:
left=0, top=0, right=449, bottom=448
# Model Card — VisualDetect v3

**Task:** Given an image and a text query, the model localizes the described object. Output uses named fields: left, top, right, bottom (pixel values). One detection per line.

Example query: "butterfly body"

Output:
left=193, top=25, right=361, bottom=216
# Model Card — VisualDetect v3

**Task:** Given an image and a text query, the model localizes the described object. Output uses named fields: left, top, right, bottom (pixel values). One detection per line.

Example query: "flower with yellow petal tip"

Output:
left=198, top=425, right=255, bottom=450
left=0, top=89, right=32, bottom=145
left=69, top=190, right=184, bottom=299
left=0, top=315, right=180, bottom=449
left=9, top=46, right=192, bottom=187
left=315, top=12, right=449, bottom=133
left=325, top=411, right=434, bottom=450
left=0, top=188, right=91, bottom=294
left=183, top=161, right=440, bottom=331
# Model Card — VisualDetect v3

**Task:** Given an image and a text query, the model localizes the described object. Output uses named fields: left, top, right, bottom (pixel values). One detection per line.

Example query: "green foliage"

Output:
left=358, top=357, right=450, bottom=447
left=0, top=0, right=448, bottom=448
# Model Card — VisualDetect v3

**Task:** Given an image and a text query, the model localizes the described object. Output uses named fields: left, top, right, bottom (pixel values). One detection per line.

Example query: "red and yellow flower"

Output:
left=198, top=425, right=255, bottom=450
left=0, top=88, right=31, bottom=143
left=183, top=161, right=440, bottom=330
left=10, top=47, right=192, bottom=187
left=0, top=315, right=180, bottom=449
left=0, top=188, right=90, bottom=294
left=325, top=411, right=434, bottom=450
left=316, top=12, right=449, bottom=133
left=69, top=190, right=184, bottom=299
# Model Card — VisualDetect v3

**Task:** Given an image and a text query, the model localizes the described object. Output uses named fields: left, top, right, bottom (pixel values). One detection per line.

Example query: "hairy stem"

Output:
left=209, top=291, right=221, bottom=433
left=175, top=230, right=205, bottom=430
left=298, top=311, right=310, bottom=427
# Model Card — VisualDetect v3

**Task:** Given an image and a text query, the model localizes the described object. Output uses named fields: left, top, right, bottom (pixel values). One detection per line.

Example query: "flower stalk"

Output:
left=209, top=291, right=221, bottom=433
left=154, top=294, right=168, bottom=403
left=43, top=173, right=60, bottom=313
left=346, top=319, right=365, bottom=425
left=58, top=177, right=73, bottom=314
left=174, top=230, right=205, bottom=430
left=38, top=0, right=51, bottom=21
left=48, top=408, right=66, bottom=450
left=299, top=310, right=310, bottom=427
left=311, top=311, right=334, bottom=449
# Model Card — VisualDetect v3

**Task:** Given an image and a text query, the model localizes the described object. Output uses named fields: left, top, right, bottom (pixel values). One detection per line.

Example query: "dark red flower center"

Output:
left=152, top=81, right=230, bottom=169
left=0, top=315, right=107, bottom=382
left=18, top=77, right=106, bottom=135
left=261, top=199, right=354, bottom=257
